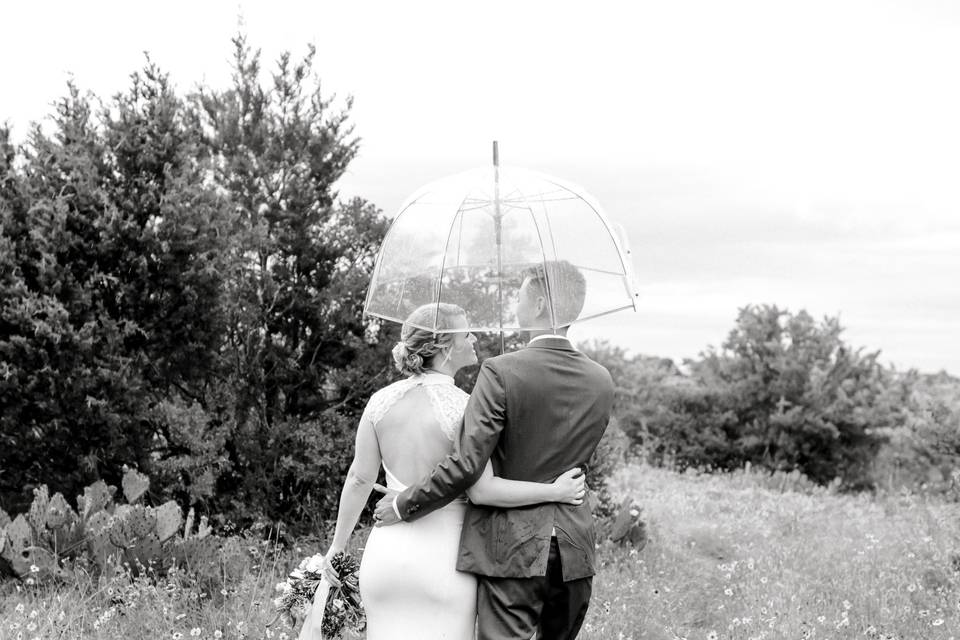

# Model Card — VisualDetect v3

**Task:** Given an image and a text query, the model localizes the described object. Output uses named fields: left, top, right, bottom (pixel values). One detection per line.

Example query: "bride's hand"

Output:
left=552, top=467, right=586, bottom=505
left=322, top=548, right=343, bottom=588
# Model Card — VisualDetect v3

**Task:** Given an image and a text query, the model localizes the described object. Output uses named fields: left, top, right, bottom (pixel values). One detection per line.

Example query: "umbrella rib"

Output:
left=434, top=192, right=473, bottom=329
left=571, top=264, right=627, bottom=277
left=525, top=200, right=560, bottom=330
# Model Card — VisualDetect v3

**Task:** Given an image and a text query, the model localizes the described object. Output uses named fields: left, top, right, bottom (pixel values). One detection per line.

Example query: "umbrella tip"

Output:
left=492, top=140, right=499, bottom=168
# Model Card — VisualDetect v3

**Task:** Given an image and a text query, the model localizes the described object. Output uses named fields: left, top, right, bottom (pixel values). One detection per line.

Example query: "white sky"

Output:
left=4, top=0, right=959, bottom=373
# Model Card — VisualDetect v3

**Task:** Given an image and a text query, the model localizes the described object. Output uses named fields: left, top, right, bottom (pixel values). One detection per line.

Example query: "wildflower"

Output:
left=933, top=619, right=944, bottom=626
left=172, top=634, right=183, bottom=640
left=26, top=623, right=37, bottom=632
left=25, top=578, right=34, bottom=586
left=191, top=628, right=202, bottom=637
left=759, top=576, right=768, bottom=584
left=707, top=632, right=719, bottom=640
left=724, top=588, right=734, bottom=596
left=279, top=634, right=289, bottom=640
left=16, top=603, right=25, bottom=614
left=918, top=609, right=930, bottom=617
left=214, top=632, right=223, bottom=639
left=907, top=583, right=916, bottom=592
left=175, top=613, right=187, bottom=621
left=842, top=600, right=851, bottom=610
left=29, top=565, right=39, bottom=574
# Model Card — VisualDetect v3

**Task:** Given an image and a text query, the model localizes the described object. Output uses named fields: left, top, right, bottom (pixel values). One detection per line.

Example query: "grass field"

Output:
left=3, top=464, right=958, bottom=640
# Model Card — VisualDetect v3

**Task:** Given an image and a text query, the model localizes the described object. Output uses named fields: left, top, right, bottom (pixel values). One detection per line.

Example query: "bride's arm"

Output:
left=326, top=414, right=381, bottom=560
left=465, top=460, right=585, bottom=508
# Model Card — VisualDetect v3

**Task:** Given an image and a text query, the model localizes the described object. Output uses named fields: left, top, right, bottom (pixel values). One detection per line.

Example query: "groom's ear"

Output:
left=534, top=294, right=549, bottom=319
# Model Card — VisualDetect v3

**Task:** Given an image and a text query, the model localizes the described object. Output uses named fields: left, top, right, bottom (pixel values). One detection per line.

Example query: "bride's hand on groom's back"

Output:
left=552, top=468, right=587, bottom=505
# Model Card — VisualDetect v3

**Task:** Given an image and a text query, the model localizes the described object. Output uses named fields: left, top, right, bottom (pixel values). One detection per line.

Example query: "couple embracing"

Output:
left=317, top=261, right=615, bottom=640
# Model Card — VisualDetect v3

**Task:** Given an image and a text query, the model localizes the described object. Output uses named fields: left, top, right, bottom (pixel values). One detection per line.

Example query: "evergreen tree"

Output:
left=190, top=36, right=392, bottom=526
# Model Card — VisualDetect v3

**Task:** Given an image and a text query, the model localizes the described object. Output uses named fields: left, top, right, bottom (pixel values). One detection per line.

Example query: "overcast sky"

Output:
left=4, top=0, right=959, bottom=373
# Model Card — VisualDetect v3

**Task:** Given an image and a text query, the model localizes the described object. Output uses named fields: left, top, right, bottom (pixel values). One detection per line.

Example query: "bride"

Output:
left=316, top=302, right=586, bottom=640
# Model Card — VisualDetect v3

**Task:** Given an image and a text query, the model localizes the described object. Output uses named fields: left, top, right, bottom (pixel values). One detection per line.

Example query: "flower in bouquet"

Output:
left=269, top=551, right=365, bottom=638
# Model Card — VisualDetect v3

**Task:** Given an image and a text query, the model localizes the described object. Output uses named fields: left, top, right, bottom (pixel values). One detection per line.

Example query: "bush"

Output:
left=595, top=306, right=908, bottom=490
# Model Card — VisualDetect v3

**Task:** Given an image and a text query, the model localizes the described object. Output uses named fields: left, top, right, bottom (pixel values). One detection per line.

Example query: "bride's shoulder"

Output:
left=362, top=377, right=415, bottom=424
left=368, top=377, right=408, bottom=398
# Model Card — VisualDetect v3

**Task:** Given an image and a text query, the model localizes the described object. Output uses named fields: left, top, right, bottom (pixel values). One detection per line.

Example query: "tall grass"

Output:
left=3, top=466, right=958, bottom=639
left=582, top=465, right=960, bottom=640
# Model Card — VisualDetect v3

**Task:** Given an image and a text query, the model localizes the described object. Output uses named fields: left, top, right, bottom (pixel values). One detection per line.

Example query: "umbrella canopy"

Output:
left=364, top=162, right=638, bottom=334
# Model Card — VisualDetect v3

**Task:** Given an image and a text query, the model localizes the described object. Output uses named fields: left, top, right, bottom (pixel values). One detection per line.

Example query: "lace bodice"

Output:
left=362, top=372, right=468, bottom=441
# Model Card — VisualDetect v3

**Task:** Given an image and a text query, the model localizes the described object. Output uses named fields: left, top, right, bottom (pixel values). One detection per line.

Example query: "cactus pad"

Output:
left=45, top=493, right=77, bottom=530
left=122, top=467, right=150, bottom=504
left=79, top=481, right=114, bottom=521
left=27, top=485, right=50, bottom=534
left=3, top=515, right=33, bottom=560
left=154, top=501, right=182, bottom=543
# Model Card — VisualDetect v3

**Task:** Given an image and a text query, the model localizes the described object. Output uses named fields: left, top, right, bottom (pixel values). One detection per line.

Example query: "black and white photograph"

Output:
left=1, top=2, right=958, bottom=639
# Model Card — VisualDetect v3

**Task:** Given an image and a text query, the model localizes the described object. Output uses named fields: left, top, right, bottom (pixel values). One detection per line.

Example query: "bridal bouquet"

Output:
left=270, top=551, right=366, bottom=638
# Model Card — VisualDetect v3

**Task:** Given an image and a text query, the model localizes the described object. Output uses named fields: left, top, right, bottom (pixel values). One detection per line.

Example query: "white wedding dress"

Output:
left=358, top=372, right=478, bottom=640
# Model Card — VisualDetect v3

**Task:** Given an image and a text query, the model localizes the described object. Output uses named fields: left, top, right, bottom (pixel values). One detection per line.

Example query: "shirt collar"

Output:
left=528, top=334, right=571, bottom=345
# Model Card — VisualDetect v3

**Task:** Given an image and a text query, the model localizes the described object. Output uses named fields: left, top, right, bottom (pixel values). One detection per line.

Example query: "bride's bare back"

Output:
left=362, top=372, right=467, bottom=487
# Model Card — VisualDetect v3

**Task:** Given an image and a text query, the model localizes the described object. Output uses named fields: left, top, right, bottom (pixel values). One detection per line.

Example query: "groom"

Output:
left=374, top=260, right=615, bottom=640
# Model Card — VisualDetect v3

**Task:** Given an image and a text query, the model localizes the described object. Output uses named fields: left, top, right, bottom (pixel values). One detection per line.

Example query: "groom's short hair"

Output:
left=522, top=260, right=586, bottom=327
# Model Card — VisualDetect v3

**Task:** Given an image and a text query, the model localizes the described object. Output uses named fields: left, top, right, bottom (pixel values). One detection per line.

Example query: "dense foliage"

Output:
left=0, top=36, right=393, bottom=531
left=584, top=305, right=959, bottom=491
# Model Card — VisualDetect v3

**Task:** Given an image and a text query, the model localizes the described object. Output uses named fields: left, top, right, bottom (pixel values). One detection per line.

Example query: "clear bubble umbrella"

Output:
left=364, top=143, right=638, bottom=347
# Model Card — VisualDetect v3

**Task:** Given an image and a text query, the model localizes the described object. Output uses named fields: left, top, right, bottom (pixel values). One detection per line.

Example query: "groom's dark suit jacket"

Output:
left=396, top=337, right=614, bottom=581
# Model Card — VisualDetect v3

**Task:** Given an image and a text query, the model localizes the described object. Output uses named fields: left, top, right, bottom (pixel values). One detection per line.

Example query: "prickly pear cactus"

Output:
left=27, top=486, right=50, bottom=534
left=2, top=472, right=253, bottom=588
left=3, top=515, right=33, bottom=561
left=154, top=501, right=182, bottom=543
left=78, top=481, right=114, bottom=521
left=122, top=534, right=164, bottom=575
left=87, top=522, right=117, bottom=571
left=45, top=493, right=77, bottom=530
left=122, top=467, right=150, bottom=504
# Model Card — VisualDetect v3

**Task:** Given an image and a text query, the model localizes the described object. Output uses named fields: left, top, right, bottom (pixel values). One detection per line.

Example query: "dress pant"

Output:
left=477, top=538, right=593, bottom=640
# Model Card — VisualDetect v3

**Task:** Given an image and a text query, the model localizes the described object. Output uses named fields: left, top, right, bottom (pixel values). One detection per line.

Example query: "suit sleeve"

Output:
left=396, top=360, right=507, bottom=522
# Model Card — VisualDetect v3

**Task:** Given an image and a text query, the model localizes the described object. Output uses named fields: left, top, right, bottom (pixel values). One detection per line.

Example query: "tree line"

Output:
left=583, top=305, right=960, bottom=492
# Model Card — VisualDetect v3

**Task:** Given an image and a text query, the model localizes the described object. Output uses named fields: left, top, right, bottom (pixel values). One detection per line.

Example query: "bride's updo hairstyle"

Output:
left=392, top=303, right=466, bottom=376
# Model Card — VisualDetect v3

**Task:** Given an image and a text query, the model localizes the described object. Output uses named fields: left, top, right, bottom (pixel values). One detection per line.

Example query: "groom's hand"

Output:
left=372, top=483, right=402, bottom=527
